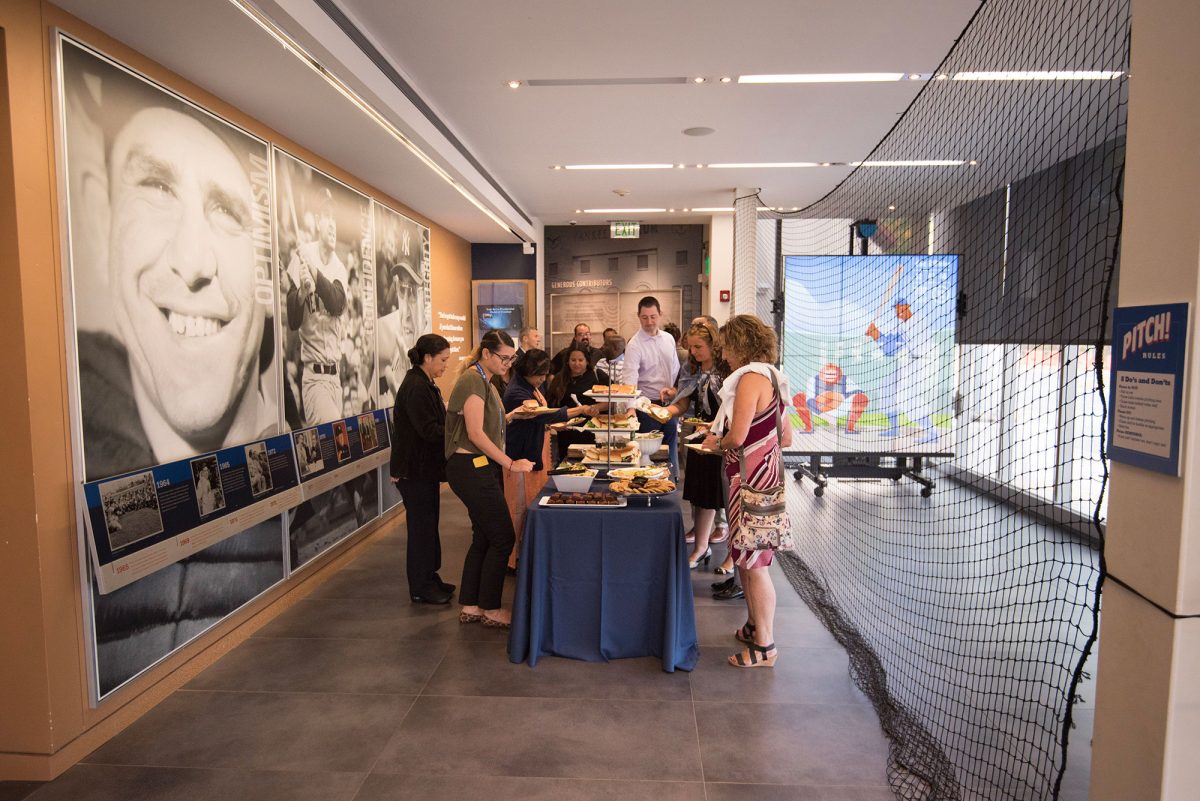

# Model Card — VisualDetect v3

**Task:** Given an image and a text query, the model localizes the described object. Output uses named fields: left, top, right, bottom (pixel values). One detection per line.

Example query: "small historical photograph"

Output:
left=358, top=412, right=379, bottom=452
left=293, top=427, right=325, bottom=477
left=98, top=470, right=165, bottom=551
left=190, top=455, right=226, bottom=517
left=332, top=419, right=351, bottom=463
left=244, top=441, right=273, bottom=497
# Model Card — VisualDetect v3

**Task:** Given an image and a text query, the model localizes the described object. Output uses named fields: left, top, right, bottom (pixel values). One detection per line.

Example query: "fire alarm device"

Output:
left=719, top=290, right=730, bottom=303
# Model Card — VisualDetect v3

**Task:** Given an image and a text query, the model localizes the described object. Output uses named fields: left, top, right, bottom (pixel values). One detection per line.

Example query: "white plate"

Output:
left=607, top=466, right=671, bottom=480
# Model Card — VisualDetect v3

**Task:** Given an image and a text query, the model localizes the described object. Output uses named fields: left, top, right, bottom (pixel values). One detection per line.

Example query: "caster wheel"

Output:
left=920, top=487, right=932, bottom=498
left=814, top=486, right=825, bottom=497
left=891, top=476, right=901, bottom=482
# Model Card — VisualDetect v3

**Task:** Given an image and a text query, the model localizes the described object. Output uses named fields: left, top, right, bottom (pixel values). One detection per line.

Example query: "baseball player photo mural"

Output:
left=793, top=363, right=870, bottom=435
left=274, top=148, right=377, bottom=430
left=57, top=37, right=285, bottom=697
left=375, top=201, right=432, bottom=410
left=865, top=288, right=939, bottom=444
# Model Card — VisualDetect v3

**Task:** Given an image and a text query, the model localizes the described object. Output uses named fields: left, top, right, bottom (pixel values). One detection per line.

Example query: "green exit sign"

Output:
left=610, top=221, right=640, bottom=239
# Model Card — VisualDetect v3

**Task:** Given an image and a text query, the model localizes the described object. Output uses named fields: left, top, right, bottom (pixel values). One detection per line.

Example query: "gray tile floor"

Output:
left=8, top=479, right=1096, bottom=801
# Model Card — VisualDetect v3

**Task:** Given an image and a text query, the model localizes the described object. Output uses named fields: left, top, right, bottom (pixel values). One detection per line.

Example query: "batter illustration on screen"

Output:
left=284, top=188, right=348, bottom=426
left=866, top=284, right=938, bottom=444
left=793, top=363, right=870, bottom=434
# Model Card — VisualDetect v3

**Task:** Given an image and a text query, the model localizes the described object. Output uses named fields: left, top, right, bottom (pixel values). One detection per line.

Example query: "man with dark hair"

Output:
left=550, top=322, right=600, bottom=374
left=623, top=296, right=681, bottom=464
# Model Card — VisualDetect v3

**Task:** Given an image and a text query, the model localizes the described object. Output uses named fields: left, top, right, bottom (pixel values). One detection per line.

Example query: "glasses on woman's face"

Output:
left=496, top=351, right=516, bottom=366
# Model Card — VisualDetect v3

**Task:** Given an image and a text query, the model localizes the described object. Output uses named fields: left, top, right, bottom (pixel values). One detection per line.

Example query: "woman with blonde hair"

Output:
left=662, top=320, right=730, bottom=568
left=445, top=329, right=533, bottom=628
left=703, top=314, right=792, bottom=668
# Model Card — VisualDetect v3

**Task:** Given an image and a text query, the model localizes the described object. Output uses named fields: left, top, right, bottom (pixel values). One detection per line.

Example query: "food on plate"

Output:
left=634, top=431, right=664, bottom=440
left=610, top=478, right=676, bottom=495
left=590, top=383, right=637, bottom=395
left=582, top=443, right=639, bottom=463
left=550, top=416, right=586, bottom=429
left=682, top=417, right=709, bottom=426
left=608, top=466, right=670, bottom=480
left=546, top=491, right=621, bottom=506
left=647, top=405, right=673, bottom=422
left=585, top=414, right=639, bottom=430
left=522, top=399, right=540, bottom=411
left=555, top=461, right=589, bottom=471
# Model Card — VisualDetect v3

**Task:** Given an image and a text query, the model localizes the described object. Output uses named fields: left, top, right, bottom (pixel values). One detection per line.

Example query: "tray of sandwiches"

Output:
left=540, top=491, right=627, bottom=508
left=581, top=414, right=640, bottom=431
left=580, top=441, right=641, bottom=465
left=609, top=476, right=677, bottom=496
left=588, top=383, right=640, bottom=399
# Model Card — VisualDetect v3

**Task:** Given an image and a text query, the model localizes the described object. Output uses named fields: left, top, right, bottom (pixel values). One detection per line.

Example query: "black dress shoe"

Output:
left=410, top=589, right=453, bottom=605
left=712, top=576, right=736, bottom=591
left=713, top=583, right=745, bottom=601
left=433, top=574, right=456, bottom=594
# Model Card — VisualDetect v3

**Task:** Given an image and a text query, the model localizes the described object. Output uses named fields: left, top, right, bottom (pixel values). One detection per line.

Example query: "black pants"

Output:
left=446, top=454, right=515, bottom=609
left=396, top=478, right=442, bottom=596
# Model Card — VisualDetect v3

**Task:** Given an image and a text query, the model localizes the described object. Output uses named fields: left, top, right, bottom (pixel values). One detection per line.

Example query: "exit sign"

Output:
left=610, top=221, right=640, bottom=239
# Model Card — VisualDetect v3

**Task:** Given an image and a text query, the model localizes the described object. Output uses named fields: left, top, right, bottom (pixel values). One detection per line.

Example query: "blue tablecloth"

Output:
left=508, top=487, right=699, bottom=672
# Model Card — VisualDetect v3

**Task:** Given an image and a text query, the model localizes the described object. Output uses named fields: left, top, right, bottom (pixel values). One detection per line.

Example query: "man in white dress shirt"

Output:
left=623, top=296, right=681, bottom=465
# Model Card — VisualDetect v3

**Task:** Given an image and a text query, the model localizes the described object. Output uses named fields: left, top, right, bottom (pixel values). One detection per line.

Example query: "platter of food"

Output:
left=607, top=466, right=671, bottom=481
left=588, top=383, right=640, bottom=398
left=549, top=416, right=586, bottom=430
left=583, top=414, right=639, bottom=431
left=647, top=405, right=673, bottom=423
left=541, top=491, right=627, bottom=508
left=581, top=442, right=640, bottom=465
left=682, top=417, right=710, bottom=426
left=609, top=477, right=677, bottom=495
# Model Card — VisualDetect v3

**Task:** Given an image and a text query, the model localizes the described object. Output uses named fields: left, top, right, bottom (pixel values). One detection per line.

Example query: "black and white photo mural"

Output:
left=57, top=36, right=286, bottom=698
left=274, top=149, right=377, bottom=429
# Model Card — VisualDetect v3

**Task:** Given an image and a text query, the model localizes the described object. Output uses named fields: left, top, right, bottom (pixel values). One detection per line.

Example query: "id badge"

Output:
left=472, top=455, right=488, bottom=468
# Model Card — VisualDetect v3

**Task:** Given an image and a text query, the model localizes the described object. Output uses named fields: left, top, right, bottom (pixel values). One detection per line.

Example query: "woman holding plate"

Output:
left=661, top=320, right=730, bottom=568
left=702, top=315, right=793, bottom=668
left=502, top=349, right=598, bottom=569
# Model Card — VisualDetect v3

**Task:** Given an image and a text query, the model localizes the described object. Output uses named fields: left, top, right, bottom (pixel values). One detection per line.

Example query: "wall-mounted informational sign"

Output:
left=81, top=434, right=302, bottom=594
left=292, top=409, right=392, bottom=497
left=610, top=221, right=640, bottom=239
left=1109, top=303, right=1189, bottom=476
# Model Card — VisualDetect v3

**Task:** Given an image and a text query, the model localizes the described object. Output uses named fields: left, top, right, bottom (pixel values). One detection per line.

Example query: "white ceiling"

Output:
left=55, top=0, right=984, bottom=241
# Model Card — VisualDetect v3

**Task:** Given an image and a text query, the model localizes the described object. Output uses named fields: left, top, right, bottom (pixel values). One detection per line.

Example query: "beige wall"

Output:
left=0, top=0, right=473, bottom=779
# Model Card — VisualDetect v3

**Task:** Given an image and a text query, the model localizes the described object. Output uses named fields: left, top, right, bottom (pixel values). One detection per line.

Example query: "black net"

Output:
left=752, top=0, right=1127, bottom=798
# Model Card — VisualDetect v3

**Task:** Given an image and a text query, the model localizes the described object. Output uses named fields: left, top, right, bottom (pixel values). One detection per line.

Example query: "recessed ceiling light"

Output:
left=691, top=207, right=735, bottom=212
left=791, top=207, right=799, bottom=211
left=888, top=204, right=896, bottom=210
left=820, top=162, right=832, bottom=167
left=676, top=163, right=687, bottom=169
left=908, top=73, right=923, bottom=80
left=694, top=164, right=705, bottom=169
left=968, top=159, right=979, bottom=166
left=583, top=208, right=667, bottom=213
left=682, top=208, right=691, bottom=212
left=953, top=70, right=1124, bottom=81
left=719, top=77, right=732, bottom=83
left=562, top=164, right=675, bottom=170
left=708, top=162, right=818, bottom=169
left=738, top=73, right=906, bottom=84
left=551, top=165, right=563, bottom=170
left=507, top=79, right=522, bottom=89
left=935, top=73, right=950, bottom=80
left=575, top=209, right=582, bottom=214
left=668, top=208, right=676, bottom=212
left=682, top=126, right=716, bottom=137
left=852, top=159, right=966, bottom=167
left=693, top=76, right=707, bottom=84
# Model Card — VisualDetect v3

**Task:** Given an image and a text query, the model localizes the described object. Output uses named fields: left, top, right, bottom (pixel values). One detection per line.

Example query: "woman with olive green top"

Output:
left=445, top=329, right=533, bottom=628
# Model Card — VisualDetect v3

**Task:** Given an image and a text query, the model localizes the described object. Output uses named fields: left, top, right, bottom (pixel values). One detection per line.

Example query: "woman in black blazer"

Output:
left=391, top=334, right=454, bottom=604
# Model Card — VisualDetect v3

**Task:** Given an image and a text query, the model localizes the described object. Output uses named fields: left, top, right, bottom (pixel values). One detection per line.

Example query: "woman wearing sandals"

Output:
left=445, top=329, right=534, bottom=628
left=703, top=315, right=792, bottom=668
left=660, top=320, right=730, bottom=569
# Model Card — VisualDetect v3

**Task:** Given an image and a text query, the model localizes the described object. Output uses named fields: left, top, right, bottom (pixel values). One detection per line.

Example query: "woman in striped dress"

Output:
left=703, top=315, right=791, bottom=668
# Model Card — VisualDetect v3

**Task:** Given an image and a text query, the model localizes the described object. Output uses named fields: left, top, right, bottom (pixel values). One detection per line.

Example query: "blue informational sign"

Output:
left=82, top=433, right=302, bottom=591
left=1108, top=303, right=1189, bottom=476
left=291, top=408, right=392, bottom=484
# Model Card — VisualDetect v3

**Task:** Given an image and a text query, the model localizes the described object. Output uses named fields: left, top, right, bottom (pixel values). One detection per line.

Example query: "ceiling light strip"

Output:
left=851, top=159, right=967, bottom=167
left=227, top=0, right=522, bottom=239
left=708, top=162, right=819, bottom=169
left=952, top=70, right=1124, bottom=81
left=563, top=164, right=675, bottom=170
left=582, top=208, right=667, bottom=213
left=738, top=73, right=907, bottom=84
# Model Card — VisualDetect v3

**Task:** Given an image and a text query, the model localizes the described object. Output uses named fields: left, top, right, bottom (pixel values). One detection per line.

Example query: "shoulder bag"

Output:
left=733, top=369, right=795, bottom=553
